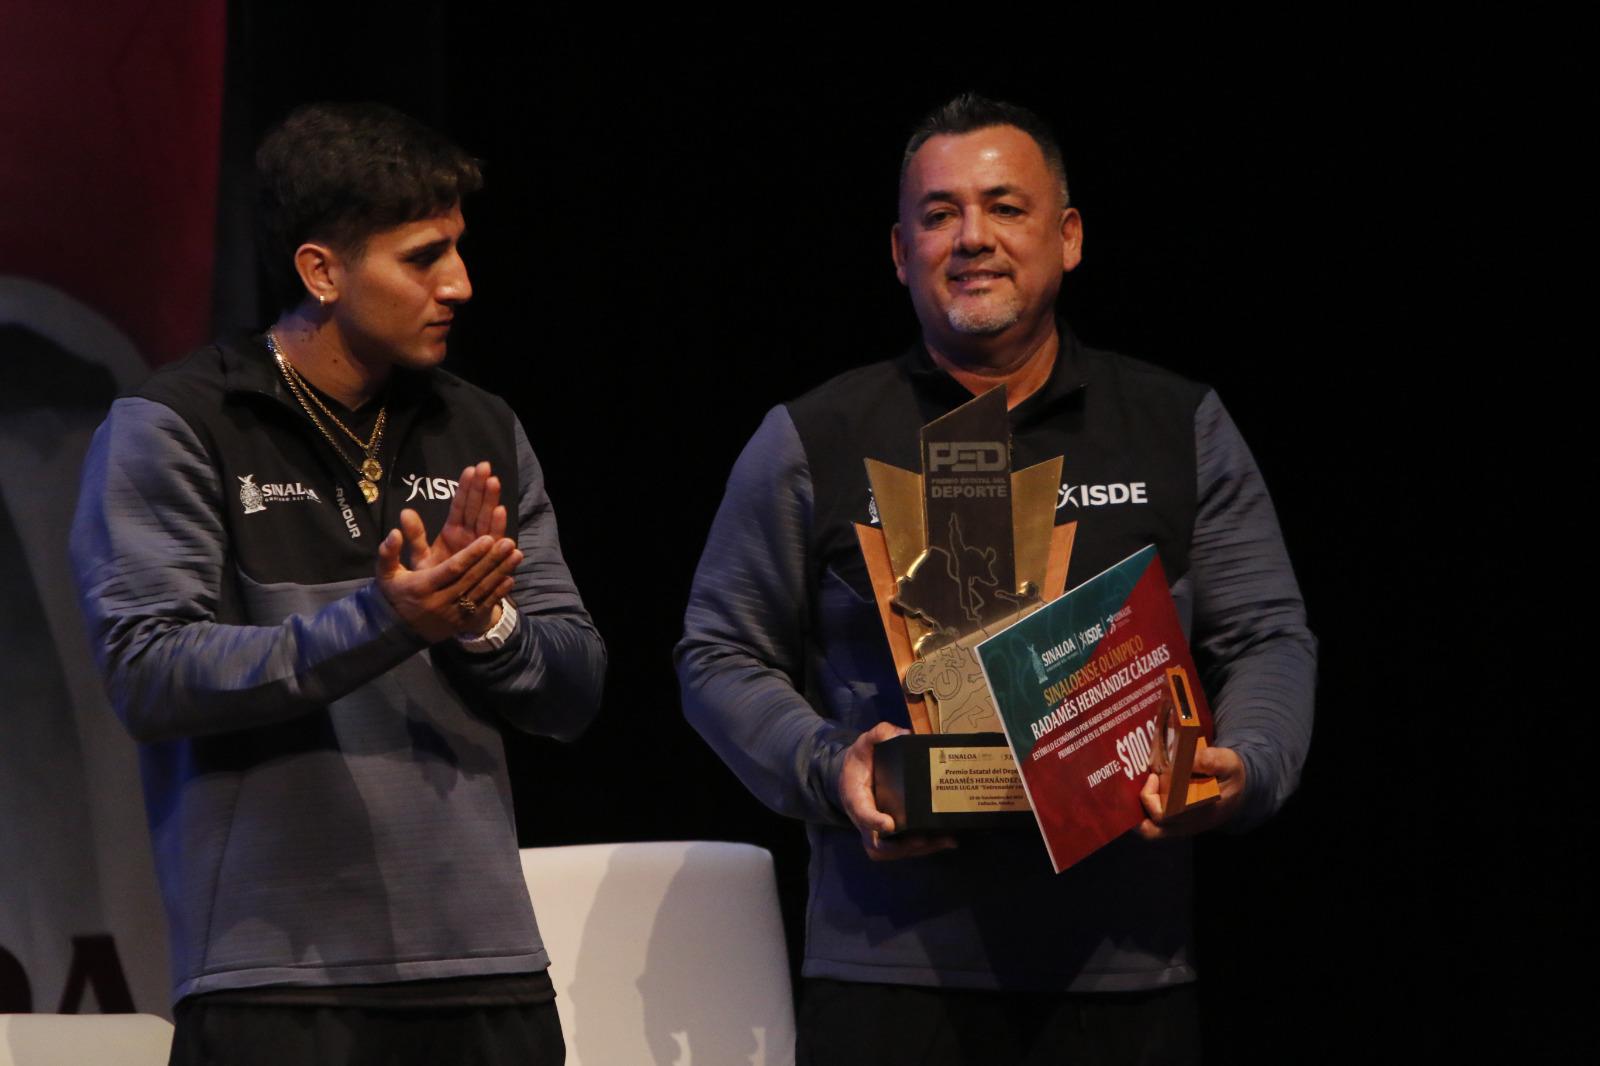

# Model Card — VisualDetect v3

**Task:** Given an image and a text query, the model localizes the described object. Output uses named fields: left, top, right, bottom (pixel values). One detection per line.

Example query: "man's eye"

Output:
left=993, top=204, right=1024, bottom=218
left=922, top=210, right=955, bottom=227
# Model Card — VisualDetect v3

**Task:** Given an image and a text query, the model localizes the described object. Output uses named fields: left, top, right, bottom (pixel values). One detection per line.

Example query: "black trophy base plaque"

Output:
left=873, top=733, right=1034, bottom=834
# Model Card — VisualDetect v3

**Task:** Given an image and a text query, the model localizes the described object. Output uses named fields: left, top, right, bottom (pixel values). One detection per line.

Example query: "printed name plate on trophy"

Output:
left=854, top=387, right=1076, bottom=833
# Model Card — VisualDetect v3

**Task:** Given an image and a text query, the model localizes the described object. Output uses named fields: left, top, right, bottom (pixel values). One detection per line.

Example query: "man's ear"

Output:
left=890, top=222, right=908, bottom=286
left=292, top=241, right=341, bottom=306
left=1060, top=208, right=1084, bottom=273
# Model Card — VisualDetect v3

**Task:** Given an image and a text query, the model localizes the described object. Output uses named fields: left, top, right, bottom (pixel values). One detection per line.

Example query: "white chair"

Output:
left=0, top=1013, right=173, bottom=1066
left=520, top=841, right=796, bottom=1066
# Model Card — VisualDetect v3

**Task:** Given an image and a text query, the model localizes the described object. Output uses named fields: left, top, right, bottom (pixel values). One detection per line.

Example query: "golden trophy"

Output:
left=856, top=387, right=1077, bottom=832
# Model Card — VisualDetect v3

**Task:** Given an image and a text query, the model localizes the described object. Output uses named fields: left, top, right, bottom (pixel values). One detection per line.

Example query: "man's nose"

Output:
left=955, top=207, right=994, bottom=255
left=440, top=252, right=472, bottom=305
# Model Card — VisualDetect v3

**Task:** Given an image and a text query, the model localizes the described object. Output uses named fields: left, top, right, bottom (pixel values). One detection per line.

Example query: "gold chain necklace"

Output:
left=266, top=331, right=388, bottom=503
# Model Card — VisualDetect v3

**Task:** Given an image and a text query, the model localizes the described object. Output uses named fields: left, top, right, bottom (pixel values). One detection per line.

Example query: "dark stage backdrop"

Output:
left=18, top=4, right=1575, bottom=1059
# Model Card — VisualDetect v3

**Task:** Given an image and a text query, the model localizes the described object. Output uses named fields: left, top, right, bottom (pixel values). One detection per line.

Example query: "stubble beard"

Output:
left=945, top=291, right=1023, bottom=336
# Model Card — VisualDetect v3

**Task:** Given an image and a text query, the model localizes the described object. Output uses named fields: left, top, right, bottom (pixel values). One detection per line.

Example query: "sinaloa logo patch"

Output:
left=238, top=475, right=265, bottom=514
left=401, top=474, right=460, bottom=502
left=1057, top=481, right=1149, bottom=509
left=238, top=474, right=321, bottom=514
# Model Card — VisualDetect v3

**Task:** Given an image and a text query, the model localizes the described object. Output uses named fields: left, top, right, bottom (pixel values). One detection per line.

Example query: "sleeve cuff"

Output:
left=359, top=580, right=430, bottom=654
left=1223, top=742, right=1278, bottom=833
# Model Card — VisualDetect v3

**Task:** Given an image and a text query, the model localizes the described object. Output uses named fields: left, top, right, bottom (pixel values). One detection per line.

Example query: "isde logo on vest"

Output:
left=1057, top=482, right=1149, bottom=509
left=401, top=474, right=460, bottom=502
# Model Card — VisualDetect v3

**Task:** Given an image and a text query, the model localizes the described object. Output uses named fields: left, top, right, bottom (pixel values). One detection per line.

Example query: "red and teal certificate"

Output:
left=974, top=545, right=1214, bottom=873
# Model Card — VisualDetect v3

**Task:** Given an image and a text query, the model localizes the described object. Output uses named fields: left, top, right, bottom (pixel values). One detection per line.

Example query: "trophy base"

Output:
left=873, top=733, right=1034, bottom=834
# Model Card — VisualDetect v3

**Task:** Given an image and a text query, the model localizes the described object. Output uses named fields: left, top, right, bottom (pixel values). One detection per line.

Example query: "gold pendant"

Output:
left=360, top=458, right=383, bottom=481
left=360, top=480, right=379, bottom=503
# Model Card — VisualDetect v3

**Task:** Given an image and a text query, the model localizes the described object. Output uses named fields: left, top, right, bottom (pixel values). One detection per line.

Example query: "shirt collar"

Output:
left=897, top=318, right=1089, bottom=421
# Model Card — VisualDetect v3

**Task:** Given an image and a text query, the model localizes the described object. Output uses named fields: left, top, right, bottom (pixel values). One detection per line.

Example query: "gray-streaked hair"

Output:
left=900, top=93, right=1070, bottom=207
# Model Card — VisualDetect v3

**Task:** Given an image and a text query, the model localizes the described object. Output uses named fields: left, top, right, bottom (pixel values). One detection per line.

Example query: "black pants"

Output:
left=797, top=978, right=1200, bottom=1066
left=168, top=998, right=565, bottom=1066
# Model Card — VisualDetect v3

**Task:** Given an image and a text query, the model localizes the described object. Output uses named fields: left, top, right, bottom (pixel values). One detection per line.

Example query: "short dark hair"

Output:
left=255, top=102, right=483, bottom=312
left=901, top=93, right=1070, bottom=207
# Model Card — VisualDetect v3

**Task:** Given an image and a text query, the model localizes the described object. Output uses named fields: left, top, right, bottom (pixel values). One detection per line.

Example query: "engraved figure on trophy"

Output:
left=894, top=513, right=1000, bottom=638
left=903, top=642, right=995, bottom=733
left=893, top=511, right=1040, bottom=650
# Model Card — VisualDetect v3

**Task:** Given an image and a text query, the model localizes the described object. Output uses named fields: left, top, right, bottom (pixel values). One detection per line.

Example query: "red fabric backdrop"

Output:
left=0, top=0, right=227, bottom=1017
left=0, top=0, right=226, bottom=364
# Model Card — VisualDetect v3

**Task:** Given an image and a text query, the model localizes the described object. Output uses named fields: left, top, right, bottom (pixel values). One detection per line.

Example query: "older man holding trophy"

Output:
left=677, top=94, right=1314, bottom=1065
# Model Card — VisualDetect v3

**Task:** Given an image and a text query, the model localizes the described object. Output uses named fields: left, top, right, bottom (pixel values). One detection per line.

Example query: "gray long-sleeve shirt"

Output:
left=678, top=339, right=1314, bottom=991
left=70, top=339, right=605, bottom=1001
